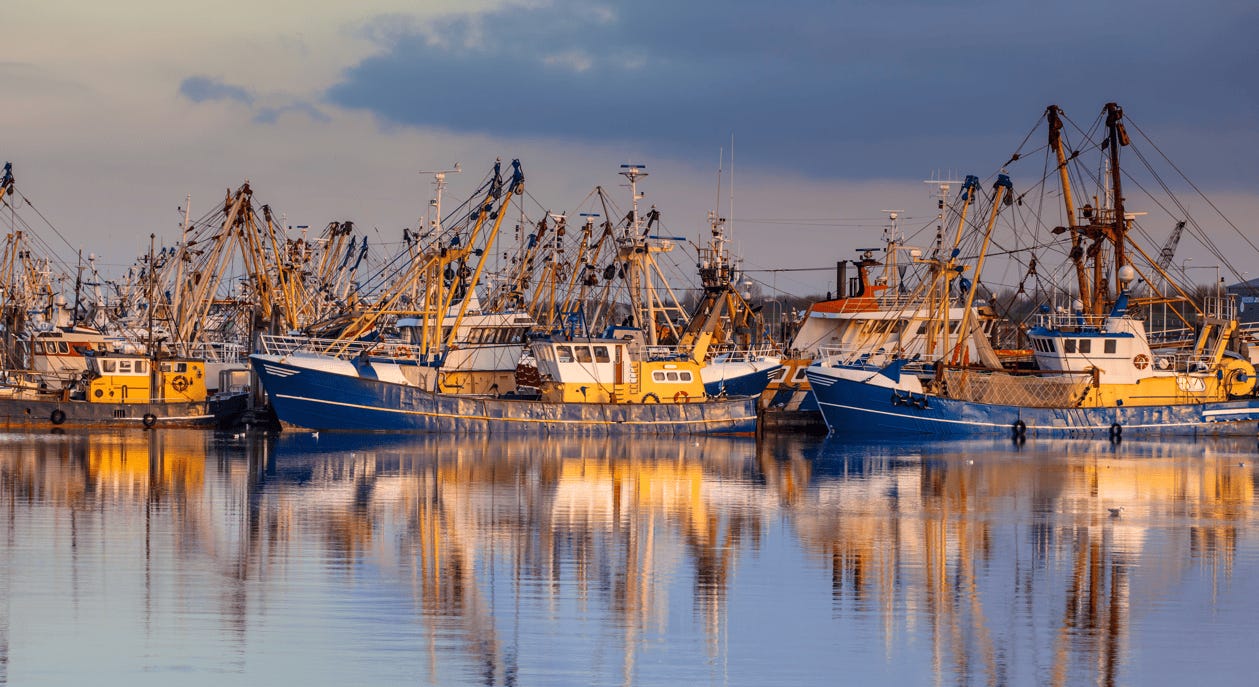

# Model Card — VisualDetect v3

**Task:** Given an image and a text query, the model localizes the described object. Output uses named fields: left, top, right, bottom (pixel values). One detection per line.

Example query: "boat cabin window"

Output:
left=102, top=360, right=116, bottom=373
left=162, top=362, right=188, bottom=373
left=652, top=371, right=692, bottom=383
left=1078, top=340, right=1091, bottom=354
left=574, top=346, right=593, bottom=363
left=33, top=342, right=45, bottom=354
left=1064, top=339, right=1076, bottom=354
left=556, top=345, right=574, bottom=363
left=593, top=346, right=610, bottom=363
left=1104, top=340, right=1116, bottom=354
left=644, top=372, right=694, bottom=382
left=58, top=342, right=69, bottom=354
left=135, top=361, right=147, bottom=374
left=117, top=360, right=133, bottom=374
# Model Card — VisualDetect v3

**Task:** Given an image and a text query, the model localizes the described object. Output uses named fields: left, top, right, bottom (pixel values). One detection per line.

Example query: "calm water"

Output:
left=1, top=430, right=1257, bottom=686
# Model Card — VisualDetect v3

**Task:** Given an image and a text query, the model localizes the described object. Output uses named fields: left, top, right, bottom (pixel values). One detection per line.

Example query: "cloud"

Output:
left=542, top=50, right=593, bottom=73
left=179, top=76, right=254, bottom=105
left=254, top=102, right=331, bottom=124
left=179, top=76, right=328, bottom=125
left=325, top=0, right=1258, bottom=185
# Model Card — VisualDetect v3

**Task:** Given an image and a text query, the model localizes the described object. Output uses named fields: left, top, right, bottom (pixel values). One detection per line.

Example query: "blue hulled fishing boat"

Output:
left=808, top=103, right=1259, bottom=438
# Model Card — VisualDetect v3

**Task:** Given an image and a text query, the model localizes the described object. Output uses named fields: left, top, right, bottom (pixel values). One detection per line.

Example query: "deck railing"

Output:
left=1034, top=313, right=1110, bottom=331
left=259, top=334, right=430, bottom=361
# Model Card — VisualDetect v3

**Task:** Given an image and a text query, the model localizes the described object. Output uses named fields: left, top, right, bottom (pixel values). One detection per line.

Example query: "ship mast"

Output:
left=1105, top=102, right=1129, bottom=295
left=1046, top=105, right=1092, bottom=314
left=619, top=164, right=650, bottom=341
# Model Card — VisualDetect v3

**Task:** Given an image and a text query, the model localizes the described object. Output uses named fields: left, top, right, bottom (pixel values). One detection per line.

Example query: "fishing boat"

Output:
left=250, top=327, right=756, bottom=434
left=762, top=203, right=996, bottom=430
left=0, top=351, right=247, bottom=429
left=250, top=160, right=757, bottom=434
left=807, top=103, right=1259, bottom=438
left=683, top=206, right=782, bottom=398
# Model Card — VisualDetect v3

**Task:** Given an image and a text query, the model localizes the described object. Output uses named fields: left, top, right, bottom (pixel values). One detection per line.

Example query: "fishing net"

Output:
left=941, top=369, right=1090, bottom=408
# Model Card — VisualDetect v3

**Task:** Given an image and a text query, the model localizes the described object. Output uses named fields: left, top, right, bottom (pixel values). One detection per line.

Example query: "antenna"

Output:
left=418, top=163, right=462, bottom=237
left=714, top=147, right=723, bottom=225
left=728, top=133, right=735, bottom=243
left=924, top=173, right=962, bottom=255
left=619, top=164, right=648, bottom=235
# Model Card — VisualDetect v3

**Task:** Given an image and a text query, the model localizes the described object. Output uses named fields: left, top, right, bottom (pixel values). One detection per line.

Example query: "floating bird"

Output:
left=1108, top=506, right=1124, bottom=517
left=966, top=459, right=975, bottom=465
left=1240, top=462, right=1247, bottom=468
left=311, top=431, right=320, bottom=440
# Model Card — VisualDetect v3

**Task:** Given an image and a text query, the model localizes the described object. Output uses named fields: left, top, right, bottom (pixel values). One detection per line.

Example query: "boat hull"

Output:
left=702, top=359, right=782, bottom=398
left=0, top=394, right=244, bottom=430
left=806, top=367, right=1259, bottom=437
left=252, top=355, right=758, bottom=434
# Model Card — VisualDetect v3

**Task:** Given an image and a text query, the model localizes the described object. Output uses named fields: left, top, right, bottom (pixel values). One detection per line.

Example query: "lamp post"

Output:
left=763, top=298, right=783, bottom=344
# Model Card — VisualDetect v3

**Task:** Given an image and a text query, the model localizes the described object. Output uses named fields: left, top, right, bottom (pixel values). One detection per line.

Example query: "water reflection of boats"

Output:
left=2, top=432, right=1254, bottom=685
left=795, top=436, right=1253, bottom=685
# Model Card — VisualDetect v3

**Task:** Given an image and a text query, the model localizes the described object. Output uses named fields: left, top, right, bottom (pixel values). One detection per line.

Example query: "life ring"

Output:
left=673, top=390, right=689, bottom=403
left=1013, top=419, right=1026, bottom=437
left=1132, top=354, right=1150, bottom=370
left=171, top=375, right=190, bottom=392
left=641, top=392, right=660, bottom=404
left=50, top=408, right=66, bottom=425
left=142, top=413, right=157, bottom=429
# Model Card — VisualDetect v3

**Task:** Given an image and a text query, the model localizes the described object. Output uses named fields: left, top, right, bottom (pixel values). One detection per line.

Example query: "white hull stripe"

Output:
left=1201, top=407, right=1259, bottom=417
left=262, top=364, right=299, bottom=378
left=275, top=394, right=756, bottom=427
left=816, top=401, right=1259, bottom=431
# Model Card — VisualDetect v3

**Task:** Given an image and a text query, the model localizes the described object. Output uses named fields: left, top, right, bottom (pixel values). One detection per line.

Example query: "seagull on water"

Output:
left=311, top=431, right=320, bottom=440
left=1108, top=506, right=1124, bottom=517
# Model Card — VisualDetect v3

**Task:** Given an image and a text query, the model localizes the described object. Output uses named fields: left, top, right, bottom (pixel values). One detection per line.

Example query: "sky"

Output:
left=3, top=0, right=1257, bottom=298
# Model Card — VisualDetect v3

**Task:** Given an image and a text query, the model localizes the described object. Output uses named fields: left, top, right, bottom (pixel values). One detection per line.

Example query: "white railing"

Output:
left=259, top=334, right=431, bottom=361
left=1147, top=327, right=1195, bottom=345
left=709, top=344, right=783, bottom=363
left=641, top=342, right=783, bottom=362
left=188, top=341, right=246, bottom=363
left=1203, top=295, right=1238, bottom=322
left=1034, top=313, right=1109, bottom=331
